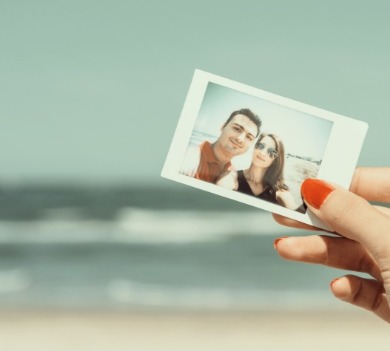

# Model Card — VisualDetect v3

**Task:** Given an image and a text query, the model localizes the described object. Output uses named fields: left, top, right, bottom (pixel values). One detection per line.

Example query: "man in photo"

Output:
left=180, top=108, right=261, bottom=183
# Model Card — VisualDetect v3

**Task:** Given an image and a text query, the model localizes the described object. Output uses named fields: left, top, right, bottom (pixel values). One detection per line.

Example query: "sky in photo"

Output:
left=195, top=82, right=333, bottom=161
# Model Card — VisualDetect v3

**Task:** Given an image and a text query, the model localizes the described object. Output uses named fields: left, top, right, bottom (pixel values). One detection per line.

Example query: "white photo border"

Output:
left=161, top=69, right=368, bottom=231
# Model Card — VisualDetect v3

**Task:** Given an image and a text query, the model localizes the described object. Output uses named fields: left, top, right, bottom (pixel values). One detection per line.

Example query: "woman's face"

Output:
left=252, top=136, right=278, bottom=169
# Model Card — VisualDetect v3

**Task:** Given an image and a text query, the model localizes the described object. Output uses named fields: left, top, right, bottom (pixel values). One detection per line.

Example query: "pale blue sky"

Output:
left=0, top=0, right=389, bottom=185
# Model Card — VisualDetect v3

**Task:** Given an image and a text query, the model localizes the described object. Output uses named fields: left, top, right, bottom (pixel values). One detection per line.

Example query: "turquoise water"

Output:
left=0, top=185, right=352, bottom=311
left=0, top=185, right=354, bottom=310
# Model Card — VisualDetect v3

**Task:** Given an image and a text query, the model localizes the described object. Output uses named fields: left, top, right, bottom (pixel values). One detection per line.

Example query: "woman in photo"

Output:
left=217, top=132, right=299, bottom=210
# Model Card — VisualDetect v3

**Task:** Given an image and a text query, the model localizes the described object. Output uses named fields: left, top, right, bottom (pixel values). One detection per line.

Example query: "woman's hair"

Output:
left=256, top=133, right=289, bottom=192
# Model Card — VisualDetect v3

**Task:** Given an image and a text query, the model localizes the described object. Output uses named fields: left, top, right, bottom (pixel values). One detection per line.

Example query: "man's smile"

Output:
left=229, top=139, right=242, bottom=148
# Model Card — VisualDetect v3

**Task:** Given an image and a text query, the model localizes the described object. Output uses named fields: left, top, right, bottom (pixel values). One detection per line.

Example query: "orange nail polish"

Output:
left=273, top=236, right=288, bottom=250
left=301, top=179, right=335, bottom=209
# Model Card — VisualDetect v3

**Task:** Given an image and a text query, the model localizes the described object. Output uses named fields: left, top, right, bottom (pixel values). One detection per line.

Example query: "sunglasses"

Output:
left=255, top=142, right=278, bottom=159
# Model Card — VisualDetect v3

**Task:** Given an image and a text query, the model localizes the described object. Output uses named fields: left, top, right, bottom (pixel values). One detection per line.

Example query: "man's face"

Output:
left=218, top=114, right=258, bottom=157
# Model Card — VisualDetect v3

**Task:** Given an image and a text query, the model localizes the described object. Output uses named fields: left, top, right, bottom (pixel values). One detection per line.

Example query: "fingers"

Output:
left=350, top=167, right=390, bottom=202
left=373, top=205, right=390, bottom=219
left=273, top=169, right=390, bottom=322
left=272, top=205, right=390, bottom=231
left=330, top=275, right=390, bottom=323
left=301, top=179, right=390, bottom=259
left=272, top=213, right=321, bottom=231
left=275, top=235, right=382, bottom=280
left=272, top=167, right=390, bottom=231
left=273, top=205, right=390, bottom=231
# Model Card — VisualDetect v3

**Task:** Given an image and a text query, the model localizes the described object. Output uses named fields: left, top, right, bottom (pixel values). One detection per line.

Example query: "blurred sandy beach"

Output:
left=0, top=309, right=388, bottom=351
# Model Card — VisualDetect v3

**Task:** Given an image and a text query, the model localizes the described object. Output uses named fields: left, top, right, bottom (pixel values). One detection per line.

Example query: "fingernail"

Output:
left=330, top=277, right=340, bottom=289
left=273, top=236, right=288, bottom=250
left=301, top=179, right=335, bottom=209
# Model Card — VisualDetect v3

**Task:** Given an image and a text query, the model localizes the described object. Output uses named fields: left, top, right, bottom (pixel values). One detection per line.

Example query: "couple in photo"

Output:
left=180, top=108, right=299, bottom=210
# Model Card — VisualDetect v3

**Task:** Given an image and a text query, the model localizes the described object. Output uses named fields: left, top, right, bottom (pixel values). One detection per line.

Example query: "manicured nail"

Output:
left=273, top=236, right=288, bottom=250
left=301, top=179, right=335, bottom=209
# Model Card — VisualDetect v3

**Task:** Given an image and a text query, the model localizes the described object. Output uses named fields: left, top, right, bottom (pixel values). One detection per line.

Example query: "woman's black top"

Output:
left=237, top=170, right=278, bottom=204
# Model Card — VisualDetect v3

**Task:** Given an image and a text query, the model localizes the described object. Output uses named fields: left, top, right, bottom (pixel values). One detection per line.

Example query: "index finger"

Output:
left=350, top=167, right=390, bottom=202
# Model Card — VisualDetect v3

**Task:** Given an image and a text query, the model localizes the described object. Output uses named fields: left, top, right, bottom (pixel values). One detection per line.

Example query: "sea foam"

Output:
left=0, top=208, right=291, bottom=245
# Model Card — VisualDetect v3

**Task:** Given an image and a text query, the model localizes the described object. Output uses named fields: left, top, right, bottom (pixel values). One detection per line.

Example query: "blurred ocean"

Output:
left=0, top=184, right=348, bottom=311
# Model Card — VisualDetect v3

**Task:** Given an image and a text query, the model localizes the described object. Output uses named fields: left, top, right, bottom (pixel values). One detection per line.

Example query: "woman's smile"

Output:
left=256, top=154, right=266, bottom=162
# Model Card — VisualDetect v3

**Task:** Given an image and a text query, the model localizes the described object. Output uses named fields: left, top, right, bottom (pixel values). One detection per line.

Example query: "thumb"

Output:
left=301, top=179, right=390, bottom=260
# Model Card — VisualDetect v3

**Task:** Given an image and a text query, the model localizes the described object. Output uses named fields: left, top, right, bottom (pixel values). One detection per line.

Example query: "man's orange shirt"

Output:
left=195, top=141, right=232, bottom=183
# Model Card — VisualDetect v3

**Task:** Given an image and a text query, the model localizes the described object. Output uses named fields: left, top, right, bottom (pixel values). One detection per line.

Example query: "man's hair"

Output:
left=222, top=108, right=261, bottom=137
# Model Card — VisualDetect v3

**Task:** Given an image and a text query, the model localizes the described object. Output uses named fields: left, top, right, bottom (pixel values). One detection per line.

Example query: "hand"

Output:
left=273, top=167, right=390, bottom=322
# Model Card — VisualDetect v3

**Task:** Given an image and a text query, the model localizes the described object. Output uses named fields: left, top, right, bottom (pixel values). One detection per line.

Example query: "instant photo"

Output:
left=161, top=70, right=368, bottom=230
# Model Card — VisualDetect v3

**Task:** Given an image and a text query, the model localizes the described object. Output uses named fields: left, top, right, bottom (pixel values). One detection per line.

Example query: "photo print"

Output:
left=162, top=70, right=368, bottom=230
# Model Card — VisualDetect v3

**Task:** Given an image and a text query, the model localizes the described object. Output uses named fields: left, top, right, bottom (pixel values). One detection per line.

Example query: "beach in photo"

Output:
left=284, top=155, right=320, bottom=207
left=185, top=129, right=321, bottom=211
left=163, top=71, right=367, bottom=228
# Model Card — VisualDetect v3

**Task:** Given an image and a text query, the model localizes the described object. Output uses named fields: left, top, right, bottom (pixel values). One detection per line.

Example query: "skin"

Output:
left=217, top=136, right=277, bottom=191
left=213, top=114, right=258, bottom=164
left=252, top=136, right=276, bottom=169
left=273, top=167, right=390, bottom=323
left=217, top=135, right=298, bottom=210
left=180, top=114, right=258, bottom=178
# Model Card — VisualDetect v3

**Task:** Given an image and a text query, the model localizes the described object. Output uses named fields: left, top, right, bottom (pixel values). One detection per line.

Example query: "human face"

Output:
left=217, top=114, right=258, bottom=156
left=252, top=136, right=277, bottom=168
